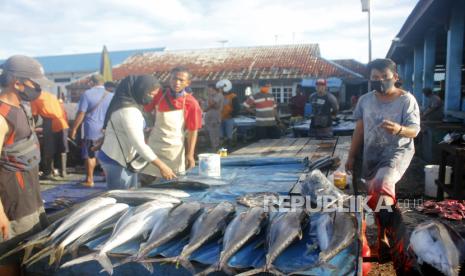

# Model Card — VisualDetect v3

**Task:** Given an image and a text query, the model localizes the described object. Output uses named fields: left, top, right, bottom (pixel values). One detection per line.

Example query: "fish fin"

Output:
left=61, top=253, right=96, bottom=268
left=235, top=268, right=264, bottom=276
left=23, top=246, right=54, bottom=267
left=97, top=253, right=115, bottom=275
left=51, top=245, right=66, bottom=267
left=140, top=262, right=154, bottom=273
left=111, top=255, right=135, bottom=270
left=22, top=245, right=34, bottom=264
left=176, top=258, right=196, bottom=274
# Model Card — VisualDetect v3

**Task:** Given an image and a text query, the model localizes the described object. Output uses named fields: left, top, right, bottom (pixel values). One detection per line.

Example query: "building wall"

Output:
left=46, top=71, right=93, bottom=101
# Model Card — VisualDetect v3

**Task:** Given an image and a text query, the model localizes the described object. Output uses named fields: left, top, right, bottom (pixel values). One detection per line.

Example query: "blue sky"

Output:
left=0, top=0, right=418, bottom=63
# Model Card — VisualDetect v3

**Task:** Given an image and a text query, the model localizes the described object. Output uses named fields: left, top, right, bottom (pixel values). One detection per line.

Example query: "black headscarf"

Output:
left=103, top=75, right=160, bottom=129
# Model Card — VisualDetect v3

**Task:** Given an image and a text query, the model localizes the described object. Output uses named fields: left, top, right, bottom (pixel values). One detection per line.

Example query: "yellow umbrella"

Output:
left=100, top=45, right=113, bottom=82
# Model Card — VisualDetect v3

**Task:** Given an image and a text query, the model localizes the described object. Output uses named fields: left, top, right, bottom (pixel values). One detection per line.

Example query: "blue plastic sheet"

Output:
left=27, top=156, right=360, bottom=275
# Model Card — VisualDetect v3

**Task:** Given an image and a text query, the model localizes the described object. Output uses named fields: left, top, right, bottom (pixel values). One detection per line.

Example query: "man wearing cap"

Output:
left=0, top=55, right=49, bottom=273
left=70, top=74, right=113, bottom=187
left=308, top=78, right=339, bottom=138
left=243, top=82, right=281, bottom=139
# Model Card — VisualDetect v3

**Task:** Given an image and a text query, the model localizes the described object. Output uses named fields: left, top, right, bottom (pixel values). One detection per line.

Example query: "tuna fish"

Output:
left=149, top=201, right=236, bottom=273
left=24, top=203, right=129, bottom=268
left=317, top=211, right=357, bottom=263
left=0, top=216, right=65, bottom=263
left=104, top=190, right=181, bottom=205
left=198, top=207, right=268, bottom=276
left=61, top=200, right=173, bottom=275
left=236, top=192, right=280, bottom=208
left=410, top=220, right=465, bottom=276
left=115, top=201, right=203, bottom=271
left=105, top=188, right=189, bottom=199
left=290, top=211, right=357, bottom=275
left=1, top=197, right=117, bottom=264
left=237, top=209, right=308, bottom=276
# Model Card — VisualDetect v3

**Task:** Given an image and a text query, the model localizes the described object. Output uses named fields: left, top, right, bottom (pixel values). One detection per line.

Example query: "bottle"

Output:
left=333, top=170, right=347, bottom=189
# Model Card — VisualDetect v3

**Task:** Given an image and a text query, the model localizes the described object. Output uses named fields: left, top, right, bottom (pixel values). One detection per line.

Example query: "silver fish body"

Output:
left=61, top=200, right=173, bottom=275
left=410, top=221, right=465, bottom=276
left=198, top=207, right=268, bottom=276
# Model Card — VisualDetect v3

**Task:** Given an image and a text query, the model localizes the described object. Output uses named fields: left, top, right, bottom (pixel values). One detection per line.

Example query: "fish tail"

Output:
left=60, top=253, right=96, bottom=268
left=177, top=257, right=196, bottom=274
left=23, top=246, right=54, bottom=267
left=267, top=265, right=286, bottom=276
left=96, top=252, right=114, bottom=275
left=0, top=237, right=48, bottom=263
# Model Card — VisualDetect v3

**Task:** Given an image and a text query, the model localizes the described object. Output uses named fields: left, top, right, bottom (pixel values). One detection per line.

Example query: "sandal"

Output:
left=80, top=181, right=94, bottom=188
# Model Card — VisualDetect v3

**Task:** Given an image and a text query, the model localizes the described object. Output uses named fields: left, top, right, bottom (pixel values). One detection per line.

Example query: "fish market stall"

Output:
left=292, top=114, right=356, bottom=137
left=17, top=137, right=362, bottom=275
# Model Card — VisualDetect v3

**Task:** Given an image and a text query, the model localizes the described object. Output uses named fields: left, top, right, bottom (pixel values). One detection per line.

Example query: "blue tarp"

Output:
left=28, top=156, right=360, bottom=275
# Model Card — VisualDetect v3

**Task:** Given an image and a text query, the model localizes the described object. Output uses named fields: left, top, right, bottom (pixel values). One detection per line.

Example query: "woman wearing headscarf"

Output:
left=98, top=75, right=176, bottom=189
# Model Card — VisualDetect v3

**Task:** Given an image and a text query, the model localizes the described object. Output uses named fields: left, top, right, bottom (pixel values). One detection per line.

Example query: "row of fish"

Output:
left=1, top=192, right=358, bottom=275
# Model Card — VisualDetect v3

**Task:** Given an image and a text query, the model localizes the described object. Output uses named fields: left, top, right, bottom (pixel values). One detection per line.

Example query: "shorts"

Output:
left=0, top=207, right=48, bottom=265
left=81, top=139, right=99, bottom=159
left=366, top=167, right=402, bottom=210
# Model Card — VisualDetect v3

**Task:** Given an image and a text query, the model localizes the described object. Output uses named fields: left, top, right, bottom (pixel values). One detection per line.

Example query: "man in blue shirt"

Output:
left=70, top=74, right=113, bottom=187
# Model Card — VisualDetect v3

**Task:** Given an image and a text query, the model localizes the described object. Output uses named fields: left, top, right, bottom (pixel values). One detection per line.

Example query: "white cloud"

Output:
left=0, top=0, right=418, bottom=63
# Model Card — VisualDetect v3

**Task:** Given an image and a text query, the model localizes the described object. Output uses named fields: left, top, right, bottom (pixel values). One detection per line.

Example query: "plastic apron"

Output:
left=143, top=94, right=186, bottom=177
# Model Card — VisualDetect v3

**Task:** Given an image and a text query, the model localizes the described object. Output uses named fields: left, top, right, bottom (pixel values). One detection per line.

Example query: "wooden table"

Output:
left=232, top=136, right=351, bottom=161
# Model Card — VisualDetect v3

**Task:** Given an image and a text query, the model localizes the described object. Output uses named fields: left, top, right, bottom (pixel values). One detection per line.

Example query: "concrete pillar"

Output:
left=413, top=44, right=424, bottom=103
left=404, top=55, right=413, bottom=92
left=445, top=0, right=464, bottom=112
left=423, top=30, right=436, bottom=108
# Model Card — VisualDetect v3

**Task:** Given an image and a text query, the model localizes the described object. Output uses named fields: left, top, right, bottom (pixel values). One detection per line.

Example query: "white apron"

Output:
left=143, top=94, right=186, bottom=177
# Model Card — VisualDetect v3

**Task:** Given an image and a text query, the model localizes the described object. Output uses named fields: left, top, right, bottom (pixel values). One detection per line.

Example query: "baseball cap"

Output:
left=0, top=55, right=53, bottom=89
left=316, top=78, right=327, bottom=86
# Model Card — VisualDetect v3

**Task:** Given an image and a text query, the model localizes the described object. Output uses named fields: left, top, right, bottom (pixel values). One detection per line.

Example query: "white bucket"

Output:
left=424, top=165, right=452, bottom=197
left=198, top=153, right=221, bottom=177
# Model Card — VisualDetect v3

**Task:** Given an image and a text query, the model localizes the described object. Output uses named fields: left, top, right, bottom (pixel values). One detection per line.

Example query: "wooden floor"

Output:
left=232, top=136, right=352, bottom=166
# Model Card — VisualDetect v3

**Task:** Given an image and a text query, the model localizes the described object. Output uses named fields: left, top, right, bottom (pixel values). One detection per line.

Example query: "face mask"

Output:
left=371, top=79, right=395, bottom=94
left=17, top=81, right=42, bottom=101
left=141, top=93, right=154, bottom=105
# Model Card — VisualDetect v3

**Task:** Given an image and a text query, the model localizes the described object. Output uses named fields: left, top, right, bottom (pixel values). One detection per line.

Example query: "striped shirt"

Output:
left=243, top=92, right=277, bottom=126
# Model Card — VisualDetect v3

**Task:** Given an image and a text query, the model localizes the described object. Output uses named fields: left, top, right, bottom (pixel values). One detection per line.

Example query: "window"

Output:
left=282, top=87, right=293, bottom=103
left=271, top=86, right=293, bottom=103
left=272, top=87, right=282, bottom=103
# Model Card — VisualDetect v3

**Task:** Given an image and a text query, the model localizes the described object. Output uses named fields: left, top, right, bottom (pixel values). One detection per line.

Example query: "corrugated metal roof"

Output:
left=67, top=44, right=364, bottom=89
left=0, top=47, right=165, bottom=74
left=332, top=59, right=368, bottom=78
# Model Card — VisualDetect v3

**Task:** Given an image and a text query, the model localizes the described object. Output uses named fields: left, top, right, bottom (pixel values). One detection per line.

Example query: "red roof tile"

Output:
left=67, top=44, right=364, bottom=89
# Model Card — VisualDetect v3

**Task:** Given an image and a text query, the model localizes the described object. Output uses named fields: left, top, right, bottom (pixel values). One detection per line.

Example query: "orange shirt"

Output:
left=222, top=92, right=237, bottom=120
left=31, top=92, right=69, bottom=132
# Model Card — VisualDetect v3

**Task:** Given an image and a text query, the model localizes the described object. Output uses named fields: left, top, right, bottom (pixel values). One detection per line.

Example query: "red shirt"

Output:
left=144, top=89, right=202, bottom=131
